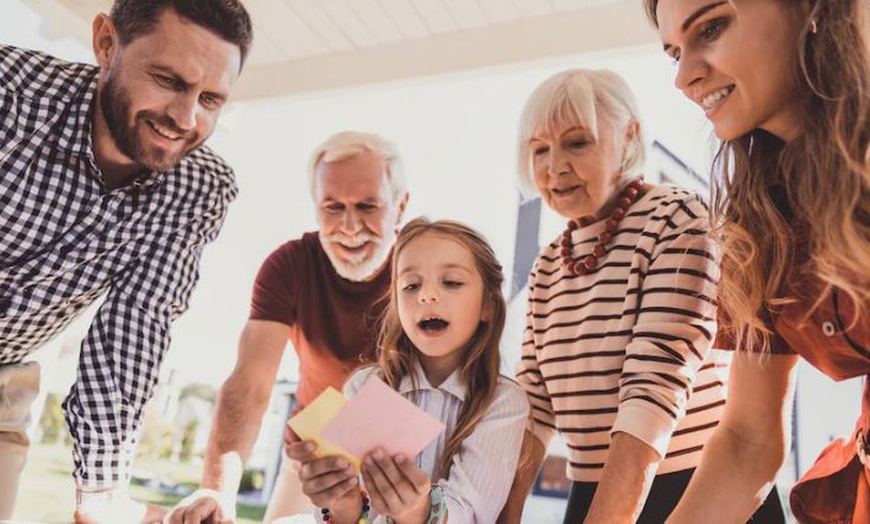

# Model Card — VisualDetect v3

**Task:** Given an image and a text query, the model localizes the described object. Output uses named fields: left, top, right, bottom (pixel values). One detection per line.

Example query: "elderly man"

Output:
left=0, top=0, right=252, bottom=522
left=168, top=131, right=409, bottom=523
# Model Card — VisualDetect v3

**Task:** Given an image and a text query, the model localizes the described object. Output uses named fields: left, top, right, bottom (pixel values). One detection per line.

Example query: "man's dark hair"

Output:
left=110, top=0, right=253, bottom=66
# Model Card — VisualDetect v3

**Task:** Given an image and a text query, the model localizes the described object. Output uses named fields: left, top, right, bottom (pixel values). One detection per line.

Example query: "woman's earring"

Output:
left=810, top=19, right=818, bottom=35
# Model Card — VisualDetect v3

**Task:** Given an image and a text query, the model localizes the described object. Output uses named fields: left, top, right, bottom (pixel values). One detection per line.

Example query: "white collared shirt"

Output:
left=344, top=363, right=529, bottom=523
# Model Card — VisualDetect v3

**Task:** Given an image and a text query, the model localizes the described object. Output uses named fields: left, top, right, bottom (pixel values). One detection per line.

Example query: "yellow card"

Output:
left=287, top=387, right=360, bottom=470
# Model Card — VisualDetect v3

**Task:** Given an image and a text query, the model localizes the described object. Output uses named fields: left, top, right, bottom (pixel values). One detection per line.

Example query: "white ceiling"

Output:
left=22, top=0, right=655, bottom=100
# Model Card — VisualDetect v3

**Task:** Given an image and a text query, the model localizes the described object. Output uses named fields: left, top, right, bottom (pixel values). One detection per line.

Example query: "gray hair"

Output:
left=517, top=69, right=646, bottom=197
left=308, top=130, right=407, bottom=202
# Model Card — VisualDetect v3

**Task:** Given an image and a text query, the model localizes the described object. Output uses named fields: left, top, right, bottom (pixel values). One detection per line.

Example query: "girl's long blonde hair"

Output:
left=377, top=217, right=507, bottom=480
left=644, top=0, right=870, bottom=350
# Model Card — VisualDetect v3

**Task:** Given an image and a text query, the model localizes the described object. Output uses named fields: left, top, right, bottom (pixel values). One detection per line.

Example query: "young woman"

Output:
left=289, top=218, right=528, bottom=523
left=503, top=68, right=783, bottom=523
left=646, top=1, right=870, bottom=521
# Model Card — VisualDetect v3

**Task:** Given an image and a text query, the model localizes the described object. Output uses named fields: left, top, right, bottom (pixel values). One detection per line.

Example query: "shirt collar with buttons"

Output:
left=397, top=360, right=467, bottom=402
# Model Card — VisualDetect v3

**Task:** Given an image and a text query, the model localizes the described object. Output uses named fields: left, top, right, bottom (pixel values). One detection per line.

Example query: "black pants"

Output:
left=562, top=468, right=785, bottom=523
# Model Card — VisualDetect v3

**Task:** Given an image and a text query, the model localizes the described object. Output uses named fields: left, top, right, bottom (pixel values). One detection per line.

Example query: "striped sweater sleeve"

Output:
left=515, top=262, right=558, bottom=448
left=611, top=194, right=720, bottom=457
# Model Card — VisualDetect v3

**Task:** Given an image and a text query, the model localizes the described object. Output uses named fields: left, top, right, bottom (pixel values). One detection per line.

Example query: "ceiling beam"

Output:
left=17, top=0, right=655, bottom=102
left=234, top=1, right=655, bottom=100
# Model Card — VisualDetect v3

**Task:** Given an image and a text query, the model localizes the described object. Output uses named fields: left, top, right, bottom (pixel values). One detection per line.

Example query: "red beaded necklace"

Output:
left=560, top=177, right=645, bottom=276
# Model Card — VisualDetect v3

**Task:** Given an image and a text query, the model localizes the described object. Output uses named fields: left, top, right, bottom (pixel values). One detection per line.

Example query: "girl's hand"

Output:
left=287, top=440, right=361, bottom=515
left=361, top=449, right=431, bottom=523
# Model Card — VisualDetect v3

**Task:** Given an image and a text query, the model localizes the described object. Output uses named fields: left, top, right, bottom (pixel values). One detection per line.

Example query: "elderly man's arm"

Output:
left=166, top=319, right=289, bottom=523
left=203, top=320, right=288, bottom=489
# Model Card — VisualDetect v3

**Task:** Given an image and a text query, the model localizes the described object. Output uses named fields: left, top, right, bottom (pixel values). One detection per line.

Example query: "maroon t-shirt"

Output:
left=249, top=232, right=390, bottom=407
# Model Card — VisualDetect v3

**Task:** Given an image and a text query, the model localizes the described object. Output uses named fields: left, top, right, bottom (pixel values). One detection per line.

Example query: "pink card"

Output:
left=320, top=375, right=446, bottom=461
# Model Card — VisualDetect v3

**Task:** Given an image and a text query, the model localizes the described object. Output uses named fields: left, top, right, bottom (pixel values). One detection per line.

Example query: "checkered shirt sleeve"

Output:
left=63, top=174, right=236, bottom=487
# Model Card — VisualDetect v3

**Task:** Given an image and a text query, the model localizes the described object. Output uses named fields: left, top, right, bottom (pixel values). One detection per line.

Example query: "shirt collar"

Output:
left=397, top=360, right=467, bottom=401
left=56, top=68, right=98, bottom=157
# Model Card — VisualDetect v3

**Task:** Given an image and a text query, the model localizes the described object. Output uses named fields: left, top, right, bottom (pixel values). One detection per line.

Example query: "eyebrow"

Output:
left=529, top=126, right=589, bottom=142
left=662, top=1, right=728, bottom=52
left=321, top=196, right=383, bottom=204
left=399, top=263, right=473, bottom=276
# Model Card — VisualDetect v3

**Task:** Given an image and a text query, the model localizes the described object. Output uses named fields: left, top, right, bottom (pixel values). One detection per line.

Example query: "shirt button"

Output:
left=822, top=321, right=837, bottom=337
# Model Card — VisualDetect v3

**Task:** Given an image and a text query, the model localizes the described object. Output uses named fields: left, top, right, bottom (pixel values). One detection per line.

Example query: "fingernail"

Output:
left=372, top=449, right=384, bottom=460
left=395, top=454, right=406, bottom=463
left=336, top=458, right=348, bottom=468
left=304, top=442, right=315, bottom=452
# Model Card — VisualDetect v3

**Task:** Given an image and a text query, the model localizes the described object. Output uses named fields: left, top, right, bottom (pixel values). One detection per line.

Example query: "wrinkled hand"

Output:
left=165, top=488, right=236, bottom=524
left=73, top=489, right=165, bottom=524
left=288, top=440, right=361, bottom=513
left=361, top=449, right=430, bottom=524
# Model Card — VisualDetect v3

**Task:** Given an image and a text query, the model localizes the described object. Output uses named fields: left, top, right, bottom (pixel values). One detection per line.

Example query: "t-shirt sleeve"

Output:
left=249, top=244, right=298, bottom=325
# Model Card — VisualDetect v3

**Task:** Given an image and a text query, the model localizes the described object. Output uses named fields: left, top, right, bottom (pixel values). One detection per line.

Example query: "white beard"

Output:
left=319, top=231, right=392, bottom=282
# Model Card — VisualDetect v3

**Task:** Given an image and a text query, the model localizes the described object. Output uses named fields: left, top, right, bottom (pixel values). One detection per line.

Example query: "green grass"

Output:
left=16, top=443, right=266, bottom=523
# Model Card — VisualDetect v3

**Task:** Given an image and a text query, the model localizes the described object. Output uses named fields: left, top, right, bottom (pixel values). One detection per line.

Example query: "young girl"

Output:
left=646, top=1, right=870, bottom=521
left=289, top=217, right=529, bottom=523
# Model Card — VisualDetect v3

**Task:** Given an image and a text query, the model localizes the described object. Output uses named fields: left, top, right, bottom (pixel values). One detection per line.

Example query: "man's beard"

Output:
left=100, top=72, right=202, bottom=172
left=319, top=231, right=392, bottom=282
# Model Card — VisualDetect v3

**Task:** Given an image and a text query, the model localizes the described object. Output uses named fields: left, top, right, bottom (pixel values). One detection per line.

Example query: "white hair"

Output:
left=517, top=69, right=646, bottom=198
left=308, top=130, right=407, bottom=202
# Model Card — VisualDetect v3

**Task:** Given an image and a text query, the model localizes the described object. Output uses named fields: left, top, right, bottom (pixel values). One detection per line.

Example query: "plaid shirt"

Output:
left=0, top=46, right=238, bottom=487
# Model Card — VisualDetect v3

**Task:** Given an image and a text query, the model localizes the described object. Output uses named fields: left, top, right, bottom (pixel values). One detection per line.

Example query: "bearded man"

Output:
left=168, top=131, right=409, bottom=523
left=0, top=0, right=252, bottom=521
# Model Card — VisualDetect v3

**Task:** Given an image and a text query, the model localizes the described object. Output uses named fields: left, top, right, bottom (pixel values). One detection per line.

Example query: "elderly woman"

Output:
left=505, top=69, right=784, bottom=523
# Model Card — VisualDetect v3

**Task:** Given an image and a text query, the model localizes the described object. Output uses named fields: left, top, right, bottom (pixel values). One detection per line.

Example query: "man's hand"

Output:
left=361, top=449, right=431, bottom=524
left=289, top=440, right=361, bottom=514
left=165, top=488, right=236, bottom=524
left=73, top=488, right=165, bottom=524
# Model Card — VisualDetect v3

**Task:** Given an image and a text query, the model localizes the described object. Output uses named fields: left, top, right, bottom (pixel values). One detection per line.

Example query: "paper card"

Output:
left=320, top=375, right=446, bottom=462
left=287, top=387, right=360, bottom=469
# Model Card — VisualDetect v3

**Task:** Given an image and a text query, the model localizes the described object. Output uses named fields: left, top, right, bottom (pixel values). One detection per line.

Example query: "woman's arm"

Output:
left=668, top=352, right=799, bottom=523
left=591, top=194, right=721, bottom=520
left=584, top=432, right=662, bottom=523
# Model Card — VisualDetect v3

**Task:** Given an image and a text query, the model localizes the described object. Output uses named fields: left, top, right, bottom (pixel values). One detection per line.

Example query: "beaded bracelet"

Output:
left=320, top=490, right=370, bottom=523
